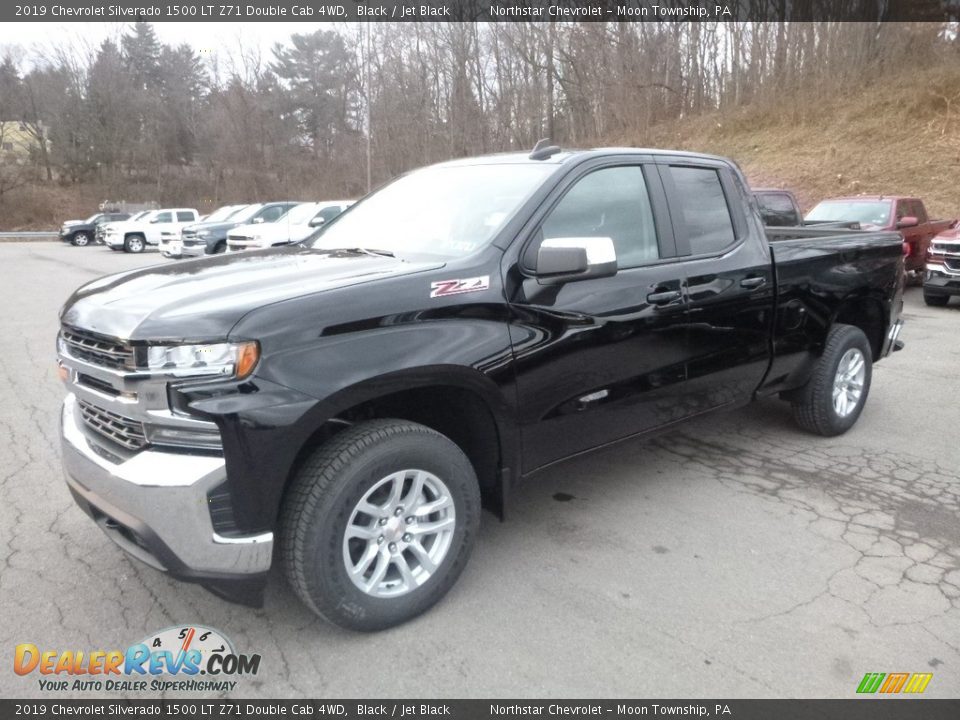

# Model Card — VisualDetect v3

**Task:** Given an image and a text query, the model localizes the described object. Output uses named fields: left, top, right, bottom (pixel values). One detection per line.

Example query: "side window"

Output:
left=540, top=166, right=659, bottom=269
left=154, top=212, right=172, bottom=223
left=896, top=200, right=909, bottom=220
left=318, top=206, right=343, bottom=222
left=668, top=166, right=736, bottom=254
left=176, top=211, right=194, bottom=222
left=258, top=206, right=286, bottom=223
left=757, top=193, right=797, bottom=227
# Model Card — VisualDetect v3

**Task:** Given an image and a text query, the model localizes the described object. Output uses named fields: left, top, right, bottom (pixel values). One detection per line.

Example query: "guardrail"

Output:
left=0, top=231, right=58, bottom=239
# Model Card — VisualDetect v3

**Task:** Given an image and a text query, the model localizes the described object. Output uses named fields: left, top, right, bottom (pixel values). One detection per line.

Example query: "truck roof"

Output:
left=433, top=147, right=735, bottom=168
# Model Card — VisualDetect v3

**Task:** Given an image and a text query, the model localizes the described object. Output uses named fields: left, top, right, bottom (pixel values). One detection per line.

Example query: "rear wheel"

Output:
left=923, top=292, right=949, bottom=307
left=124, top=234, right=145, bottom=253
left=281, top=419, right=480, bottom=631
left=213, top=241, right=227, bottom=254
left=71, top=232, right=91, bottom=247
left=791, top=324, right=872, bottom=437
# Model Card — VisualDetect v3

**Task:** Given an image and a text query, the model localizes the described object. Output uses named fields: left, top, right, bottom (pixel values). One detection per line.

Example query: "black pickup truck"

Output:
left=57, top=148, right=904, bottom=631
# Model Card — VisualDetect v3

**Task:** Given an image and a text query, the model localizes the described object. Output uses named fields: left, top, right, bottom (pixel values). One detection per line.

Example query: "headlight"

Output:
left=197, top=230, right=210, bottom=238
left=145, top=341, right=259, bottom=379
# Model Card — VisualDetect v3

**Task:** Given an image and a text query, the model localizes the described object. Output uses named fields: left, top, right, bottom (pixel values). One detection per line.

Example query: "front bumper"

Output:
left=60, top=393, right=273, bottom=604
left=924, top=266, right=960, bottom=296
left=180, top=241, right=208, bottom=257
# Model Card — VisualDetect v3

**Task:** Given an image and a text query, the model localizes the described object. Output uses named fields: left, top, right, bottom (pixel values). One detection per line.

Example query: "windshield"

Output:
left=131, top=211, right=150, bottom=221
left=205, top=205, right=243, bottom=223
left=310, top=164, right=554, bottom=260
left=227, top=204, right=264, bottom=224
left=84, top=214, right=101, bottom=223
left=806, top=200, right=891, bottom=227
left=279, top=202, right=321, bottom=225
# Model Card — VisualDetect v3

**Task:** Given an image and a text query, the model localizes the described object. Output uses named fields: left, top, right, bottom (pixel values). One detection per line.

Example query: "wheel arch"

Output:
left=830, top=291, right=887, bottom=361
left=281, top=367, right=518, bottom=523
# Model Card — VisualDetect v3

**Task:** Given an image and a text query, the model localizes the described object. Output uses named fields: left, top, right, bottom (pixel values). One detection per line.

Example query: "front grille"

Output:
left=61, top=327, right=134, bottom=370
left=182, top=230, right=197, bottom=241
left=78, top=399, right=148, bottom=451
left=230, top=235, right=254, bottom=242
left=945, top=259, right=960, bottom=272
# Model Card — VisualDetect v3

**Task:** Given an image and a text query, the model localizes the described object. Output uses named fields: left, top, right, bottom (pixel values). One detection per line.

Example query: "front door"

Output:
left=506, top=161, right=692, bottom=472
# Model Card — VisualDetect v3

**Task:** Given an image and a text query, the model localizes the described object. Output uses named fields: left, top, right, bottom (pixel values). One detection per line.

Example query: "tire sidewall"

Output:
left=72, top=232, right=89, bottom=247
left=297, top=431, right=479, bottom=631
left=820, top=328, right=872, bottom=434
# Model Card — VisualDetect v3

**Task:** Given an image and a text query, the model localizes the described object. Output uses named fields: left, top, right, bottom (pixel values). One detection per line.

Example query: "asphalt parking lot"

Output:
left=1, top=241, right=958, bottom=699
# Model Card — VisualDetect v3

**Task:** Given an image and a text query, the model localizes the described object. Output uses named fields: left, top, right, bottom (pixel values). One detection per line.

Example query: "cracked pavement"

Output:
left=1, top=242, right=957, bottom=698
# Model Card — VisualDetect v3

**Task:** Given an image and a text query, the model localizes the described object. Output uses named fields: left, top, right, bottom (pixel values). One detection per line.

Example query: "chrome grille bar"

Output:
left=77, top=399, right=148, bottom=451
left=61, top=327, right=134, bottom=370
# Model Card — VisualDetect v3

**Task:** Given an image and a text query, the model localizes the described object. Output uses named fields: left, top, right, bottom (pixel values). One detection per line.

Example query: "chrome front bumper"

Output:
left=61, top=393, right=273, bottom=577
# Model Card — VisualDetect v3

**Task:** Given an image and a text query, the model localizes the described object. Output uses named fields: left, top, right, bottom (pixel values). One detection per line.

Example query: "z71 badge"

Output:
left=430, top=275, right=490, bottom=298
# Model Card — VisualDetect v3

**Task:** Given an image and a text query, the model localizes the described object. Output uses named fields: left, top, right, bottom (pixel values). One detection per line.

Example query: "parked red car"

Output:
left=806, top=196, right=954, bottom=274
left=924, top=220, right=960, bottom=306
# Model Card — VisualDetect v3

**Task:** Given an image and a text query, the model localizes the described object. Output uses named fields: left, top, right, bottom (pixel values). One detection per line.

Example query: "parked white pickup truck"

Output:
left=226, top=201, right=353, bottom=251
left=103, top=208, right=200, bottom=253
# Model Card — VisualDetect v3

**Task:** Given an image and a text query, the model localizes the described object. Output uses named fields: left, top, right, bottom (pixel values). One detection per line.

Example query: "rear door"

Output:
left=656, top=158, right=774, bottom=414
left=507, top=158, right=692, bottom=472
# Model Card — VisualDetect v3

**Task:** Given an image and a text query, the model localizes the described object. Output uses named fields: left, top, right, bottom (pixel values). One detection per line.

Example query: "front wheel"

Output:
left=124, top=234, right=145, bottom=253
left=923, top=292, right=949, bottom=307
left=791, top=324, right=872, bottom=436
left=71, top=232, right=91, bottom=247
left=281, top=419, right=481, bottom=631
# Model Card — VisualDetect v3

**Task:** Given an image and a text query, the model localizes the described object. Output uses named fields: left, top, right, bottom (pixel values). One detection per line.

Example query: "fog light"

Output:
left=145, top=425, right=223, bottom=450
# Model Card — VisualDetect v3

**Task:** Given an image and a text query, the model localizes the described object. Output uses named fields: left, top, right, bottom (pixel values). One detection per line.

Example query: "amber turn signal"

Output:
left=235, top=341, right=260, bottom=380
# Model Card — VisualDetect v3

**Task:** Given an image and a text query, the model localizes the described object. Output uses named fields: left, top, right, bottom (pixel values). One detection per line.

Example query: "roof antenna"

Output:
left=529, top=138, right=561, bottom=161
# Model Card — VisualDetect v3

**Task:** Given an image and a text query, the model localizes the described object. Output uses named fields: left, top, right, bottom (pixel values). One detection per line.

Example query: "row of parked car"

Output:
left=58, top=199, right=354, bottom=256
left=753, top=189, right=959, bottom=307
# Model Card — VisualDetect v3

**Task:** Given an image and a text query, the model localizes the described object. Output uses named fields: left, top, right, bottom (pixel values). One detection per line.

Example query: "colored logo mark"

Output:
left=857, top=672, right=933, bottom=694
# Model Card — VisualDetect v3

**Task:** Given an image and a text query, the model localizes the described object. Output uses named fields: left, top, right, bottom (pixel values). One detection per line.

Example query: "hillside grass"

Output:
left=627, top=64, right=960, bottom=218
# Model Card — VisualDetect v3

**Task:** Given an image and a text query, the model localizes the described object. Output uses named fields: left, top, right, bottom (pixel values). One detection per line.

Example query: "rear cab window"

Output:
left=663, top=164, right=740, bottom=256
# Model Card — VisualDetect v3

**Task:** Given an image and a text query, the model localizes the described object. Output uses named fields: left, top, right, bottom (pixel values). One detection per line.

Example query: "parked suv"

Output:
left=59, top=213, right=130, bottom=247
left=181, top=202, right=299, bottom=256
left=103, top=209, right=200, bottom=253
left=227, top=201, right=353, bottom=251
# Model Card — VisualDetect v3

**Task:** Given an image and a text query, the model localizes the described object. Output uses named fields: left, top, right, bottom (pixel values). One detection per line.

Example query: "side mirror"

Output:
left=536, top=237, right=617, bottom=285
left=149, top=218, right=160, bottom=224
left=309, top=216, right=326, bottom=228
left=897, top=216, right=918, bottom=229
left=252, top=217, right=265, bottom=224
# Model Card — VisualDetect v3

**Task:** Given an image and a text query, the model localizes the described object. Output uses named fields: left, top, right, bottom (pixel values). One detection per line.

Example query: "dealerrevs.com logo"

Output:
left=14, top=625, right=260, bottom=693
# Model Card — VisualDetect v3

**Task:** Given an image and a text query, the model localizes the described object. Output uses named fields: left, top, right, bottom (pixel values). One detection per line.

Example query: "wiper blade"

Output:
left=338, top=247, right=396, bottom=258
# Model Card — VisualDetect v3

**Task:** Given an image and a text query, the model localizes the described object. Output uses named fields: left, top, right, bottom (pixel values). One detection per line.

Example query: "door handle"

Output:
left=740, top=276, right=766, bottom=289
left=647, top=289, right=682, bottom=305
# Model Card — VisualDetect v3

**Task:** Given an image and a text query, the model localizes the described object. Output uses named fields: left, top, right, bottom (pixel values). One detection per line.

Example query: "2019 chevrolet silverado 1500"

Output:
left=57, top=148, right=905, bottom=631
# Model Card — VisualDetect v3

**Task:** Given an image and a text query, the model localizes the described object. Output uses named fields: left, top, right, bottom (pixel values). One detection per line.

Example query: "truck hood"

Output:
left=61, top=246, right=443, bottom=341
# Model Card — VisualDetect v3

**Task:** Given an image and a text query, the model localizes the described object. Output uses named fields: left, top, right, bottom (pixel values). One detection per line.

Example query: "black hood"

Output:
left=60, top=246, right=442, bottom=341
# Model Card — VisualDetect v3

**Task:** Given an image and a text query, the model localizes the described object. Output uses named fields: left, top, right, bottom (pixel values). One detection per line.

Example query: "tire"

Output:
left=71, top=232, right=91, bottom=247
left=212, top=241, right=227, bottom=254
left=281, top=419, right=481, bottom=632
left=923, top=292, right=949, bottom=307
left=791, top=324, right=872, bottom=437
left=124, top=234, right=145, bottom=253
